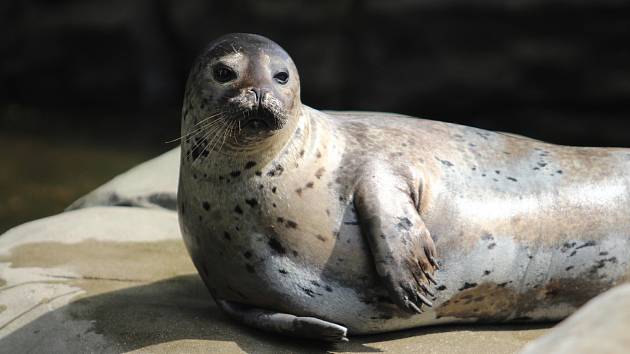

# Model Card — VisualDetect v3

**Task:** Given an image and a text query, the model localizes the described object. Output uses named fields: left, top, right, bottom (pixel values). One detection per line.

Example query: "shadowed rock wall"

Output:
left=2, top=0, right=630, bottom=146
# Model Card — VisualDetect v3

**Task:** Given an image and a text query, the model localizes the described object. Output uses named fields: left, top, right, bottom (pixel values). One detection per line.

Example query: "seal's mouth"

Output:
left=240, top=106, right=282, bottom=131
left=242, top=118, right=270, bottom=129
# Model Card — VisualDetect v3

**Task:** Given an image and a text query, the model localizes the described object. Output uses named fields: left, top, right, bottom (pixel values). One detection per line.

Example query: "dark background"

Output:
left=1, top=0, right=630, bottom=230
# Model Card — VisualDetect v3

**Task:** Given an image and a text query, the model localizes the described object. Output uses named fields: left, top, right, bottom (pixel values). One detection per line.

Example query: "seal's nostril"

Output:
left=249, top=88, right=262, bottom=105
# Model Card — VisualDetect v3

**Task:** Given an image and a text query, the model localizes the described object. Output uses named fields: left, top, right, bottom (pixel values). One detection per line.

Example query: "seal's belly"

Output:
left=179, top=178, right=397, bottom=332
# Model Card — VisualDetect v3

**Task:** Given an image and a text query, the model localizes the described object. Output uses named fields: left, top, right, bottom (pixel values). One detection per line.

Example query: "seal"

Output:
left=178, top=33, right=630, bottom=342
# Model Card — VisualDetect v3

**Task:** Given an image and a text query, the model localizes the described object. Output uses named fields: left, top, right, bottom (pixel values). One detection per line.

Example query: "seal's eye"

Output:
left=274, top=71, right=289, bottom=85
left=212, top=64, right=237, bottom=83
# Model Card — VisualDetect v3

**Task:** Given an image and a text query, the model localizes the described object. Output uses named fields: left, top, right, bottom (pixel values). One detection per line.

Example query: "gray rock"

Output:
left=66, top=147, right=180, bottom=211
left=519, top=283, right=630, bottom=354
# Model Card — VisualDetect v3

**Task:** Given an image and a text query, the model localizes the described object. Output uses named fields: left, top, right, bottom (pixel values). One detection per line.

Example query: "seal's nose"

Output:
left=248, top=88, right=268, bottom=107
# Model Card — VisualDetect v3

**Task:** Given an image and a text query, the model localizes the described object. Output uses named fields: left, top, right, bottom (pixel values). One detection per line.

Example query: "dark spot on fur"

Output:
left=325, top=286, right=333, bottom=292
left=507, top=177, right=518, bottom=182
left=459, top=282, right=478, bottom=291
left=230, top=170, right=241, bottom=177
left=575, top=240, right=596, bottom=250
left=325, top=209, right=330, bottom=216
left=292, top=250, right=299, bottom=257
left=268, top=238, right=286, bottom=254
left=202, top=201, right=210, bottom=211
left=488, top=242, right=497, bottom=249
left=316, top=150, right=322, bottom=158
left=272, top=203, right=277, bottom=208
left=271, top=186, right=277, bottom=193
left=234, top=205, right=243, bottom=214
left=310, top=280, right=321, bottom=287
left=300, top=287, right=316, bottom=297
left=277, top=217, right=285, bottom=223
left=299, top=149, right=305, bottom=157
left=481, top=233, right=493, bottom=241
left=255, top=171, right=262, bottom=176
left=245, top=264, right=255, bottom=273
left=315, top=234, right=327, bottom=242
left=245, top=198, right=258, bottom=208
left=436, top=285, right=447, bottom=291
left=495, top=170, right=501, bottom=174
left=278, top=269, right=288, bottom=275
left=538, top=162, right=547, bottom=167
left=223, top=231, right=231, bottom=240
left=286, top=220, right=298, bottom=229
left=267, top=165, right=284, bottom=177
left=483, top=270, right=492, bottom=275
left=396, top=217, right=413, bottom=231
left=561, top=242, right=577, bottom=252
left=244, top=161, right=257, bottom=169
left=435, top=156, right=454, bottom=167
left=258, top=184, right=264, bottom=190
left=565, top=266, right=574, bottom=271
left=306, top=181, right=314, bottom=188
left=599, top=251, right=609, bottom=256
left=557, top=170, right=563, bottom=174
left=295, top=188, right=303, bottom=196
left=315, top=167, right=325, bottom=179
left=498, top=282, right=510, bottom=288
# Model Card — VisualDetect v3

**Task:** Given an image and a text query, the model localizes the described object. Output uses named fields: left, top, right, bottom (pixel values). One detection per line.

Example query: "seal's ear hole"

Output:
left=212, top=63, right=237, bottom=83
left=274, top=71, right=289, bottom=85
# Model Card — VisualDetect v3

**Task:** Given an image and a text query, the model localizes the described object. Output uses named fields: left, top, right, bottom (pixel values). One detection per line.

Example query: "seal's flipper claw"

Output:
left=405, top=299, right=423, bottom=314
left=216, top=300, right=348, bottom=342
left=416, top=292, right=433, bottom=307
left=425, top=272, right=438, bottom=285
left=420, top=283, right=435, bottom=297
left=429, top=255, right=440, bottom=270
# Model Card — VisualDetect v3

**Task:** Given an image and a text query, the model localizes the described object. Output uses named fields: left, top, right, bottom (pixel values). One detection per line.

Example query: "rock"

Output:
left=519, top=283, right=630, bottom=354
left=0, top=205, right=549, bottom=353
left=66, top=147, right=180, bottom=211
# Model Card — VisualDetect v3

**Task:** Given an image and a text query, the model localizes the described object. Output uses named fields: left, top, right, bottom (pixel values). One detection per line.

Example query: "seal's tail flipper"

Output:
left=216, top=299, right=349, bottom=342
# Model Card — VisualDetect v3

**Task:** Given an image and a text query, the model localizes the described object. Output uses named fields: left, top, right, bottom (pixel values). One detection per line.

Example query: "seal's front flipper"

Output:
left=216, top=299, right=348, bottom=342
left=354, top=169, right=439, bottom=314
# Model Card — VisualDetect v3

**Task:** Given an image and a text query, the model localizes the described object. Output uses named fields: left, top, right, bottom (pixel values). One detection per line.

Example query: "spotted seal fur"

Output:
left=178, top=33, right=630, bottom=342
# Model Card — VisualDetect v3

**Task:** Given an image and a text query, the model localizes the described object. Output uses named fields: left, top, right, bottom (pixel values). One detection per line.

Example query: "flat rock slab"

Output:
left=66, top=148, right=180, bottom=211
left=0, top=207, right=549, bottom=353
left=520, top=283, right=630, bottom=354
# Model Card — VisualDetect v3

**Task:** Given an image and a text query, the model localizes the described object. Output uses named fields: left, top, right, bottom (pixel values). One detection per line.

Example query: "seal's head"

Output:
left=183, top=33, right=301, bottom=151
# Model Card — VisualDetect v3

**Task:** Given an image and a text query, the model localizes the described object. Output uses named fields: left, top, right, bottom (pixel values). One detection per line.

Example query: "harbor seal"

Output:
left=178, top=33, right=630, bottom=342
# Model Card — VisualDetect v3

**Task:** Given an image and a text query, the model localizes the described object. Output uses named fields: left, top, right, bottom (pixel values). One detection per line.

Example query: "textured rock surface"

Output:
left=66, top=148, right=179, bottom=211
left=0, top=206, right=550, bottom=353
left=519, top=283, right=630, bottom=354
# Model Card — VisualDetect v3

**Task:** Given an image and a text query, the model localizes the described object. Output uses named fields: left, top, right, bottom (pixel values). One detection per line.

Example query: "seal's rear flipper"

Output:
left=216, top=300, right=349, bottom=342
